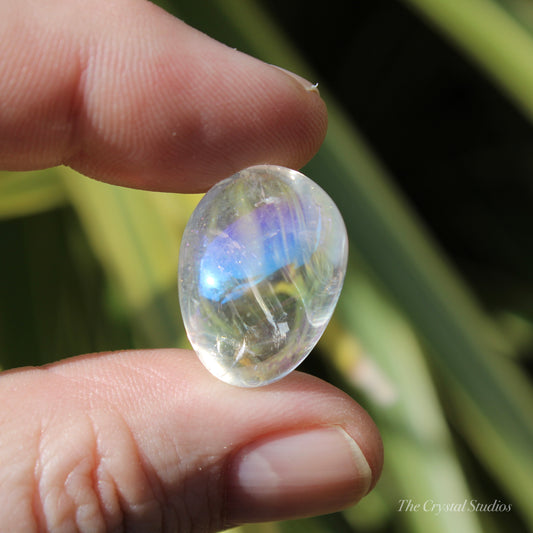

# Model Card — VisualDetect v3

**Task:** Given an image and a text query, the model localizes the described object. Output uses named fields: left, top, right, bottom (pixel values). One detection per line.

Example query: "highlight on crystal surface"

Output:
left=178, top=165, right=348, bottom=387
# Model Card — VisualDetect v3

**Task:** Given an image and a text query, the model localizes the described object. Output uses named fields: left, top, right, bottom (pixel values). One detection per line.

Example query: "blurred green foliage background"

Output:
left=1, top=1, right=533, bottom=532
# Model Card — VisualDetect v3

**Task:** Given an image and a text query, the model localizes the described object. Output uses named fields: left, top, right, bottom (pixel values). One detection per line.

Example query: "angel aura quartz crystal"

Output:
left=178, top=165, right=348, bottom=387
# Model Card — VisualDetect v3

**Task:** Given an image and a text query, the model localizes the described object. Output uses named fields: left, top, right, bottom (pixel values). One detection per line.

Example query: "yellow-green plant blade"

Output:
left=309, top=107, right=533, bottom=527
left=330, top=266, right=485, bottom=533
left=229, top=524, right=282, bottom=533
left=0, top=169, right=67, bottom=219
left=401, top=0, right=533, bottom=123
left=59, top=166, right=199, bottom=348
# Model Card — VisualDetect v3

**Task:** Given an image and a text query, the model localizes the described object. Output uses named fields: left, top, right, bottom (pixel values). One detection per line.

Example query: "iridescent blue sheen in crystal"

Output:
left=199, top=200, right=319, bottom=304
left=178, top=165, right=348, bottom=387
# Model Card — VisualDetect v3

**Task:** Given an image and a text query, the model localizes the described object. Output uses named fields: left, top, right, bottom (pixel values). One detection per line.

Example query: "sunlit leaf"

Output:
left=402, top=0, right=533, bottom=123
left=0, top=169, right=67, bottom=219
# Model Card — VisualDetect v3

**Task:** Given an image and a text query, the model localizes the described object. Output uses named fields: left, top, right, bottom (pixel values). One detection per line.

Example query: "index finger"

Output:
left=0, top=0, right=327, bottom=192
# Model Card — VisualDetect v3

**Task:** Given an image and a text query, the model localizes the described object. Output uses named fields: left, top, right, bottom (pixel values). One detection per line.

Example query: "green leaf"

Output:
left=59, top=167, right=200, bottom=348
left=401, top=0, right=533, bottom=123
left=0, top=169, right=67, bottom=219
left=325, top=265, right=485, bottom=533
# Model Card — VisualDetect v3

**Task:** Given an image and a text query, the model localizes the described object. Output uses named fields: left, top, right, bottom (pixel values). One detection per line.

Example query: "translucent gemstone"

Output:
left=178, top=165, right=348, bottom=387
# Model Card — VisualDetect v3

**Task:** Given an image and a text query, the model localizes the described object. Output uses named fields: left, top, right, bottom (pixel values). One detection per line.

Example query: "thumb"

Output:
left=0, top=349, right=382, bottom=531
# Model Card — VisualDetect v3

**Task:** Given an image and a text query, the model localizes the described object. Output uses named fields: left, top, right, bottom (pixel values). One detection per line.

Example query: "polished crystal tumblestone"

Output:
left=178, top=165, right=348, bottom=387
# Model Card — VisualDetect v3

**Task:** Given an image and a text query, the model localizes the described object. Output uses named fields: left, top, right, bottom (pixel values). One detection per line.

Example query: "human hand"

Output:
left=0, top=0, right=383, bottom=531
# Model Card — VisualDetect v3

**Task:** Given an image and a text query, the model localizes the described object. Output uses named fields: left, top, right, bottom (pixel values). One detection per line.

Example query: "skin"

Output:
left=0, top=0, right=383, bottom=531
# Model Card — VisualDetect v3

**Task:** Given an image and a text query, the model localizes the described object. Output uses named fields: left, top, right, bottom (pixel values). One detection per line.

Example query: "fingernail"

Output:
left=270, top=65, right=321, bottom=95
left=226, top=427, right=372, bottom=523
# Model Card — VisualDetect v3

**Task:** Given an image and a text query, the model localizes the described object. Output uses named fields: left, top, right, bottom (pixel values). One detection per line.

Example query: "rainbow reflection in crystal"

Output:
left=178, top=165, right=348, bottom=387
